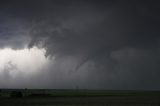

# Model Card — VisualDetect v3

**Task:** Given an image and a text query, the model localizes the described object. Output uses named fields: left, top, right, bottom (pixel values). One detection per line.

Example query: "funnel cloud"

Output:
left=0, top=0, right=160, bottom=90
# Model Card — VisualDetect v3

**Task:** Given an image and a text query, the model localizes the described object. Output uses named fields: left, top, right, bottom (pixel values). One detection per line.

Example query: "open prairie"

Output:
left=0, top=89, right=160, bottom=106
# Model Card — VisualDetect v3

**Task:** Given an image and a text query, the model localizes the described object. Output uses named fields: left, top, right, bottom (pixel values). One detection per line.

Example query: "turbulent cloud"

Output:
left=0, top=0, right=160, bottom=89
left=0, top=47, right=51, bottom=88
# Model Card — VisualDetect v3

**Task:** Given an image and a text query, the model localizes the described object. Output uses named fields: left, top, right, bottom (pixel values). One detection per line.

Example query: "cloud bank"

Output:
left=0, top=0, right=160, bottom=89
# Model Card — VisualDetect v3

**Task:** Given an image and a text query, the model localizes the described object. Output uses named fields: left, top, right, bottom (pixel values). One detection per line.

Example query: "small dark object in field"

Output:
left=10, top=91, right=23, bottom=98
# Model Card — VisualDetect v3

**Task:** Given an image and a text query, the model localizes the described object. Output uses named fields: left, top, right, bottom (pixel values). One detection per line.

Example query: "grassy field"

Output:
left=0, top=89, right=160, bottom=106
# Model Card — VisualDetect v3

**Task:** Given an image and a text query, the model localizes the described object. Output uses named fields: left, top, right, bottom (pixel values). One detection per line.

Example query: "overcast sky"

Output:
left=0, top=0, right=160, bottom=90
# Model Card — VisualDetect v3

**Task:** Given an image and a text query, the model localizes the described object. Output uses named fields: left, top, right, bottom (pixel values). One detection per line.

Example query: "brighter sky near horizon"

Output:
left=0, top=47, right=50, bottom=78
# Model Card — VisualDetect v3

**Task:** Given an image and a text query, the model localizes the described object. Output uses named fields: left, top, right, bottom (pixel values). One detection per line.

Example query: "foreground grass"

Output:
left=0, top=89, right=160, bottom=105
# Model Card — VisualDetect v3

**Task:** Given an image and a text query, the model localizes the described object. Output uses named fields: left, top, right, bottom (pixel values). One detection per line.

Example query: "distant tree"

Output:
left=0, top=89, right=1, bottom=97
left=10, top=91, right=23, bottom=98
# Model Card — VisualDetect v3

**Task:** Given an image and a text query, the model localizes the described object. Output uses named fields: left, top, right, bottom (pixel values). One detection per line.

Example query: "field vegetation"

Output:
left=0, top=89, right=160, bottom=106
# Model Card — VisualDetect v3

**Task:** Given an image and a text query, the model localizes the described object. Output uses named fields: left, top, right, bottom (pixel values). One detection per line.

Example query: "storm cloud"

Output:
left=0, top=0, right=160, bottom=90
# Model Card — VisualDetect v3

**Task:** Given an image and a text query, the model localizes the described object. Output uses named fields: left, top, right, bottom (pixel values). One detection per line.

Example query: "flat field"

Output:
left=0, top=89, right=160, bottom=106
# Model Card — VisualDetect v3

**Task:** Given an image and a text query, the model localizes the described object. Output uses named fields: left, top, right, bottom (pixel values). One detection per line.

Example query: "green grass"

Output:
left=46, top=89, right=160, bottom=97
left=0, top=89, right=160, bottom=105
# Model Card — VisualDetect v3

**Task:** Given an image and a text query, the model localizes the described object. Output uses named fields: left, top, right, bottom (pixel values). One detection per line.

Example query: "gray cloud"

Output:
left=0, top=0, right=160, bottom=89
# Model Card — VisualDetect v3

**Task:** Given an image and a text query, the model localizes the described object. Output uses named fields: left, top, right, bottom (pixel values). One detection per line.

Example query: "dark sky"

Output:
left=0, top=0, right=160, bottom=90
